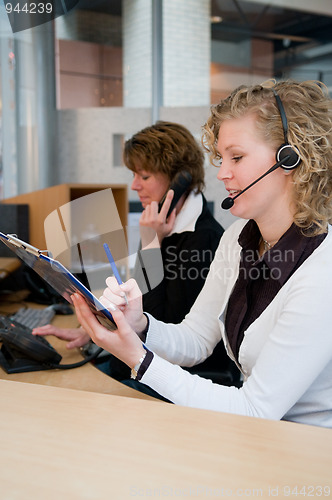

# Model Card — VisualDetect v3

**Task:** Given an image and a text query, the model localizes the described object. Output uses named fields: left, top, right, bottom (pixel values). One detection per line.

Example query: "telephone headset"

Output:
left=221, top=88, right=301, bottom=210
left=272, top=89, right=301, bottom=171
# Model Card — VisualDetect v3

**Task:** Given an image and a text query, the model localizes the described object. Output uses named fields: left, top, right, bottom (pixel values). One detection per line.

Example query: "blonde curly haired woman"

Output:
left=71, top=80, right=332, bottom=427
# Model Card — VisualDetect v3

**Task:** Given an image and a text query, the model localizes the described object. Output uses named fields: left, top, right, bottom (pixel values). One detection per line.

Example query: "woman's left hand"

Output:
left=72, top=293, right=146, bottom=368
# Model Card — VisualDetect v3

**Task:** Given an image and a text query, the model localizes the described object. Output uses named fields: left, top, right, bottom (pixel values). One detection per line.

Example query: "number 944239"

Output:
left=5, top=3, right=53, bottom=14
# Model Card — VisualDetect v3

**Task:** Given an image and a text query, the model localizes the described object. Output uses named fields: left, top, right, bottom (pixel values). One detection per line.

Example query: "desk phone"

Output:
left=0, top=315, right=62, bottom=373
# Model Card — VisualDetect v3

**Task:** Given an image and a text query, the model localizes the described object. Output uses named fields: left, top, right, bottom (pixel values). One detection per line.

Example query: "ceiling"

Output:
left=75, top=0, right=332, bottom=80
left=211, top=0, right=332, bottom=78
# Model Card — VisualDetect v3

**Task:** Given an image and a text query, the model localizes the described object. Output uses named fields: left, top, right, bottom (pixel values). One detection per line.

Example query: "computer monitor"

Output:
left=0, top=204, right=29, bottom=258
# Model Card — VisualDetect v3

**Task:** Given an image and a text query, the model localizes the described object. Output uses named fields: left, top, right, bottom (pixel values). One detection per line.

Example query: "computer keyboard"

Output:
left=10, top=306, right=56, bottom=329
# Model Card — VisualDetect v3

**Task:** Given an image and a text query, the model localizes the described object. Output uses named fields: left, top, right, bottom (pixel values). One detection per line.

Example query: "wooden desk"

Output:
left=0, top=297, right=156, bottom=402
left=0, top=379, right=331, bottom=499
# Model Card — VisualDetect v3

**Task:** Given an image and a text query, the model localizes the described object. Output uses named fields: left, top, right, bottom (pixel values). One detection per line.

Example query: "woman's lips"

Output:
left=228, top=189, right=241, bottom=198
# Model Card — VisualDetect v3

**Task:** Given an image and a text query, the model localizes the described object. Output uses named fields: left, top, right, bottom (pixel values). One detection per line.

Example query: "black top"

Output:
left=142, top=195, right=224, bottom=323
left=225, top=220, right=327, bottom=362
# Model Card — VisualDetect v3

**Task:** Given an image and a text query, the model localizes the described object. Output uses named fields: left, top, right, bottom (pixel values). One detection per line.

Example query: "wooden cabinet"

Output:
left=2, top=184, right=127, bottom=249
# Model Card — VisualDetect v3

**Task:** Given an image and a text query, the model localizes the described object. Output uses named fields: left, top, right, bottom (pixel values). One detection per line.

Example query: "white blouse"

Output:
left=141, top=219, right=332, bottom=427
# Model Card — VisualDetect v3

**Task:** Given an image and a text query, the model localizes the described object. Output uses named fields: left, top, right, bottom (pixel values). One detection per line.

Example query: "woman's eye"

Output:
left=214, top=155, right=222, bottom=166
left=141, top=175, right=150, bottom=181
left=232, top=156, right=242, bottom=162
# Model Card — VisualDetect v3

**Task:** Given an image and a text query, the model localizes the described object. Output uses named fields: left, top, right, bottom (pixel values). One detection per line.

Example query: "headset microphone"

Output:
left=221, top=155, right=290, bottom=210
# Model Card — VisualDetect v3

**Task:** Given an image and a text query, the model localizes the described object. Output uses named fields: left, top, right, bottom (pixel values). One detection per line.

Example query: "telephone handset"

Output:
left=158, top=170, right=192, bottom=218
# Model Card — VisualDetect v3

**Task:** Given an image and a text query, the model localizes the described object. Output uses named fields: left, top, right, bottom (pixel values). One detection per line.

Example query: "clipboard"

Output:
left=0, top=232, right=116, bottom=330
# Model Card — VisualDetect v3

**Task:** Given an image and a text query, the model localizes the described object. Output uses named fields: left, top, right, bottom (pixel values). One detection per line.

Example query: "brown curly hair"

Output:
left=202, top=80, right=332, bottom=235
left=123, top=121, right=205, bottom=194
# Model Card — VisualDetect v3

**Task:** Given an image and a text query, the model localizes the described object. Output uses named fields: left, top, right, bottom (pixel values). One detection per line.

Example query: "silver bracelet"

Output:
left=130, top=351, right=147, bottom=379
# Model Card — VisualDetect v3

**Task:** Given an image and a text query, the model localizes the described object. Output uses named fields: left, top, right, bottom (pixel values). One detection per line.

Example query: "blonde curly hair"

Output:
left=202, top=80, right=332, bottom=235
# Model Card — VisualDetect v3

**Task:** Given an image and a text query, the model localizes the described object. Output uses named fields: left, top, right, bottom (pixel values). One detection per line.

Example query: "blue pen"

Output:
left=103, top=243, right=128, bottom=305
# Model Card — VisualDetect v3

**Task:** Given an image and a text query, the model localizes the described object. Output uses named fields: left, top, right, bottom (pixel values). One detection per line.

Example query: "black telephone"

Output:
left=0, top=315, right=103, bottom=374
left=158, top=170, right=192, bottom=218
left=0, top=315, right=62, bottom=373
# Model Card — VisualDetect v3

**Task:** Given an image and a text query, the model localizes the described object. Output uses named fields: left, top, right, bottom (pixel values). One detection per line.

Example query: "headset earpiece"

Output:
left=273, top=89, right=301, bottom=171
left=276, top=144, right=301, bottom=170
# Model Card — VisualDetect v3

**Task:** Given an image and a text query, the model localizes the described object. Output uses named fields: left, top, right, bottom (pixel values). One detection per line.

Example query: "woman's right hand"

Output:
left=32, top=325, right=90, bottom=349
left=99, top=277, right=147, bottom=335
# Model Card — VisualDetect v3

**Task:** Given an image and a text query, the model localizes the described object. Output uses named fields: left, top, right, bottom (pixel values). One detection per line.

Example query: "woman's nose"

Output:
left=131, top=175, right=141, bottom=191
left=217, top=162, right=232, bottom=182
